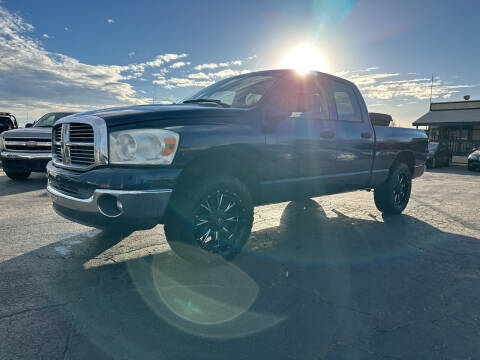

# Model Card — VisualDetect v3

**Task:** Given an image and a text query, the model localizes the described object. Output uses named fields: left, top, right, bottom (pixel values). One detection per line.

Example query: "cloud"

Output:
left=156, top=68, right=250, bottom=89
left=194, top=60, right=242, bottom=71
left=64, top=27, right=70, bottom=32
left=0, top=6, right=194, bottom=121
left=42, top=33, right=49, bottom=38
left=145, top=53, right=187, bottom=68
left=169, top=61, right=190, bottom=69
left=128, top=51, right=135, bottom=58
left=107, top=19, right=115, bottom=24
left=338, top=67, right=476, bottom=101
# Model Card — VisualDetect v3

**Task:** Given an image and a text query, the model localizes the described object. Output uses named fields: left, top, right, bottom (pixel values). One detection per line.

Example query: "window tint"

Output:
left=278, top=79, right=329, bottom=120
left=331, top=83, right=362, bottom=122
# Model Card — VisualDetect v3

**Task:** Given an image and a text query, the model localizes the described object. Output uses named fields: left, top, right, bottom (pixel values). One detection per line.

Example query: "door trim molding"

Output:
left=261, top=169, right=389, bottom=185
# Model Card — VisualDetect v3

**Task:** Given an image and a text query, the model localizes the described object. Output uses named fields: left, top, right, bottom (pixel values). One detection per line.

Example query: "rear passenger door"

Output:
left=325, top=80, right=375, bottom=186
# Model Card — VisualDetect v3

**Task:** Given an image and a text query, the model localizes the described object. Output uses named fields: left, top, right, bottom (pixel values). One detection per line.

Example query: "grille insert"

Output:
left=53, top=122, right=95, bottom=169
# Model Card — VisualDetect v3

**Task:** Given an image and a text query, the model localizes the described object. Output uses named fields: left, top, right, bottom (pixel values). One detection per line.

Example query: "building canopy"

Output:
left=413, top=101, right=480, bottom=126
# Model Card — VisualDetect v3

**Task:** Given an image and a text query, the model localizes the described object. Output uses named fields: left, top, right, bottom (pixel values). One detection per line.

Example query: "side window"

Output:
left=331, top=82, right=362, bottom=122
left=278, top=80, right=329, bottom=120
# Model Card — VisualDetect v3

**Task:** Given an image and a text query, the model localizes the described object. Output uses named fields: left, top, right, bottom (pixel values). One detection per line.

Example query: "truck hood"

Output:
left=1, top=127, right=52, bottom=140
left=75, top=104, right=250, bottom=127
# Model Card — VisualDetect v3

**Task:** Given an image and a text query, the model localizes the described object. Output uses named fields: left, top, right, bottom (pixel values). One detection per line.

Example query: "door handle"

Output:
left=320, top=131, right=335, bottom=139
left=361, top=132, right=372, bottom=139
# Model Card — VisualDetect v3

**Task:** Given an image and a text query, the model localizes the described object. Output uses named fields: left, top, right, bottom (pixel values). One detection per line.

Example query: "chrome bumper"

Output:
left=1, top=151, right=52, bottom=160
left=47, top=183, right=172, bottom=219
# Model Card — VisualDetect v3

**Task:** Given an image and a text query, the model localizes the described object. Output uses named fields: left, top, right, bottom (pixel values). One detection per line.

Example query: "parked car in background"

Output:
left=0, top=112, right=18, bottom=133
left=46, top=70, right=427, bottom=262
left=468, top=148, right=480, bottom=171
left=0, top=112, right=76, bottom=180
left=426, top=142, right=452, bottom=169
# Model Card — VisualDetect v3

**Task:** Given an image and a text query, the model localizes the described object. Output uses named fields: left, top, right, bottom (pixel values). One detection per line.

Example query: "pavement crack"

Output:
left=0, top=302, right=72, bottom=321
left=62, top=323, right=73, bottom=360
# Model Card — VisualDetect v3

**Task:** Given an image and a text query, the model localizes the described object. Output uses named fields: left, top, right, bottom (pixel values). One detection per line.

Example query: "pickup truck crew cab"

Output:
left=1, top=112, right=75, bottom=180
left=46, top=70, right=427, bottom=261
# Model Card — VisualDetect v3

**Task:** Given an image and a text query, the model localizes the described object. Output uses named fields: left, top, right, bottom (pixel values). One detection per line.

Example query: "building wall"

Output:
left=428, top=125, right=480, bottom=155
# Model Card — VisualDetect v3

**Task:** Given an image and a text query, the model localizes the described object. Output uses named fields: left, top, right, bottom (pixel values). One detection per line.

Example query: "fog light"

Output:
left=98, top=194, right=123, bottom=218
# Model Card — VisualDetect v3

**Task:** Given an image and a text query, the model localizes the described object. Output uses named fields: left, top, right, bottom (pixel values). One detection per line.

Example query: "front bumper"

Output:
left=1, top=151, right=52, bottom=172
left=468, top=159, right=480, bottom=169
left=46, top=161, right=181, bottom=230
left=48, top=183, right=171, bottom=230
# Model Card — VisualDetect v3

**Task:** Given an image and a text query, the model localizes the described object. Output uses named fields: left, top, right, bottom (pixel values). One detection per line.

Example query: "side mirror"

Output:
left=25, top=123, right=33, bottom=128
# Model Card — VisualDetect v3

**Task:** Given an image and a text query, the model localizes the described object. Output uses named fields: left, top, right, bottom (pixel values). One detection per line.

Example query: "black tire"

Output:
left=164, top=174, right=254, bottom=263
left=4, top=170, right=31, bottom=180
left=468, top=165, right=475, bottom=172
left=374, top=163, right=412, bottom=214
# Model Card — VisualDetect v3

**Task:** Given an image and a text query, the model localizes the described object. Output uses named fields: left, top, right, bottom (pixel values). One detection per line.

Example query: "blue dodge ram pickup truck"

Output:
left=46, top=70, right=427, bottom=261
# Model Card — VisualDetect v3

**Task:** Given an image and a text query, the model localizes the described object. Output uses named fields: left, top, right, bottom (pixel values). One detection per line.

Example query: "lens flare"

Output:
left=282, top=45, right=327, bottom=74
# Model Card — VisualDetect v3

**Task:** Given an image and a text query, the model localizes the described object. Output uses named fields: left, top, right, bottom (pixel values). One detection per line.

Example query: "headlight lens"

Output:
left=109, top=129, right=179, bottom=165
left=0, top=135, right=4, bottom=150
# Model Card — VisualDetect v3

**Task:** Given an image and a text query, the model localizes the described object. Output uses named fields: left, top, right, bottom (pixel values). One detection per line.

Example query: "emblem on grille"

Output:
left=26, top=141, right=37, bottom=147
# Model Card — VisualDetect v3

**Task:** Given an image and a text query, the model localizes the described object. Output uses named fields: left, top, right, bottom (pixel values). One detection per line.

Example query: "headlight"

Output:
left=0, top=135, right=4, bottom=151
left=109, top=129, right=179, bottom=165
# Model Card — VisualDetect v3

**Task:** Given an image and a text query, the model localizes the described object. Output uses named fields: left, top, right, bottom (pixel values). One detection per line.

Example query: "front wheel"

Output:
left=4, top=170, right=31, bottom=180
left=374, top=163, right=412, bottom=214
left=164, top=174, right=254, bottom=263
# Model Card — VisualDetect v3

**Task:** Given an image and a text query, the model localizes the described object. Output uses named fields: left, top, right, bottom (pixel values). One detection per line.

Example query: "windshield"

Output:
left=33, top=112, right=74, bottom=127
left=184, top=74, right=277, bottom=108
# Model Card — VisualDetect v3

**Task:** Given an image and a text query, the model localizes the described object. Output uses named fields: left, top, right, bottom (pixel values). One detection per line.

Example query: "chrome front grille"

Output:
left=4, top=138, right=51, bottom=152
left=52, top=115, right=108, bottom=171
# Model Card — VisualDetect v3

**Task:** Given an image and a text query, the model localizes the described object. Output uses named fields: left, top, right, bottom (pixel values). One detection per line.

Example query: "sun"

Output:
left=281, top=45, right=327, bottom=75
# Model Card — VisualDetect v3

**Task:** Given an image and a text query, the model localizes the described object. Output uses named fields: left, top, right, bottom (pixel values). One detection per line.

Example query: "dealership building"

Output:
left=413, top=100, right=480, bottom=156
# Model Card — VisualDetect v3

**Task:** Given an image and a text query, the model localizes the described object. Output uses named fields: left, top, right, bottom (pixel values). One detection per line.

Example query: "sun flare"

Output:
left=282, top=45, right=327, bottom=75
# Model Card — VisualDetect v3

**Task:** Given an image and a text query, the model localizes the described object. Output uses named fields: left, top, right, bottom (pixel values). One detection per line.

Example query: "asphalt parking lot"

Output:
left=1, top=167, right=480, bottom=360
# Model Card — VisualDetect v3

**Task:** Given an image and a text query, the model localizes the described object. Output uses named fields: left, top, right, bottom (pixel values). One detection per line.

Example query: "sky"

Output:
left=1, top=0, right=480, bottom=127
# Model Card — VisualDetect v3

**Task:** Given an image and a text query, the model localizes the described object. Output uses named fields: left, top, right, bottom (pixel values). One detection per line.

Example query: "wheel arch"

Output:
left=392, top=151, right=415, bottom=176
left=174, top=147, right=261, bottom=203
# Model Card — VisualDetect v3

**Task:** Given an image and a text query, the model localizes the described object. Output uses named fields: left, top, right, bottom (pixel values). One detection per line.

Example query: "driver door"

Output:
left=261, top=74, right=337, bottom=201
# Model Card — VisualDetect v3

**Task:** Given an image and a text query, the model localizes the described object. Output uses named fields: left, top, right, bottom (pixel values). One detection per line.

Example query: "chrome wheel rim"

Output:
left=193, top=189, right=244, bottom=254
left=393, top=173, right=410, bottom=208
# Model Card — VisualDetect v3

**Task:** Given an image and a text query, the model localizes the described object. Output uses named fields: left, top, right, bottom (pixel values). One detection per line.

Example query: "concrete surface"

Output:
left=1, top=167, right=480, bottom=359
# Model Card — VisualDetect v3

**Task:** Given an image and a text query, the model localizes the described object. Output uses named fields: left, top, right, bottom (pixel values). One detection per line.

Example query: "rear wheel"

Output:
left=164, top=174, right=254, bottom=263
left=374, top=163, right=412, bottom=214
left=4, top=170, right=31, bottom=180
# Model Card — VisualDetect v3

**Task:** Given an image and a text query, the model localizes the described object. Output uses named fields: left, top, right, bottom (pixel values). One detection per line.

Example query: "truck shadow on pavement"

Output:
left=1, top=200, right=479, bottom=359
left=0, top=173, right=47, bottom=196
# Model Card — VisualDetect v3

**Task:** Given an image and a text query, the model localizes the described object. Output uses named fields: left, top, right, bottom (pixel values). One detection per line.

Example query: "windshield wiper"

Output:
left=183, top=99, right=230, bottom=107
